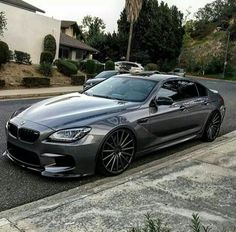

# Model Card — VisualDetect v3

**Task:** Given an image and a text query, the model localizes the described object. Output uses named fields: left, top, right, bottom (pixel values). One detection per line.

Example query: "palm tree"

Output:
left=125, top=0, right=143, bottom=61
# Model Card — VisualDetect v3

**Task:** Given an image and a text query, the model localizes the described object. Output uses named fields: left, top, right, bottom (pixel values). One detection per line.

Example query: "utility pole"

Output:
left=223, top=31, right=230, bottom=78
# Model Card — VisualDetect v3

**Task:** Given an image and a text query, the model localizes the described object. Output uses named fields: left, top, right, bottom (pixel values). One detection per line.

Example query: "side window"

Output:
left=157, top=80, right=199, bottom=102
left=157, top=81, right=179, bottom=101
left=178, top=81, right=198, bottom=99
left=196, top=83, right=208, bottom=97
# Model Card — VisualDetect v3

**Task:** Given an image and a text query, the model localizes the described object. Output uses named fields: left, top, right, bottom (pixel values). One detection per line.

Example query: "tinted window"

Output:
left=85, top=77, right=157, bottom=102
left=157, top=80, right=198, bottom=102
left=178, top=81, right=198, bottom=99
left=196, top=83, right=208, bottom=96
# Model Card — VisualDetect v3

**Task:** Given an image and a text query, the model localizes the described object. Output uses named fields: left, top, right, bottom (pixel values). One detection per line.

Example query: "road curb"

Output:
left=0, top=86, right=83, bottom=100
left=0, top=130, right=236, bottom=229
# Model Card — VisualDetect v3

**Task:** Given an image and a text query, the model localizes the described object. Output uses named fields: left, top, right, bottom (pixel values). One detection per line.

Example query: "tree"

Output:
left=0, top=12, right=7, bottom=37
left=82, top=15, right=106, bottom=43
left=125, top=0, right=143, bottom=61
left=117, top=0, right=184, bottom=69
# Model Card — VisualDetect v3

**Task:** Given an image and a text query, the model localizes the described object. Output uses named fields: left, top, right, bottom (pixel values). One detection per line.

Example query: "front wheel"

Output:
left=97, top=129, right=135, bottom=176
left=202, top=111, right=222, bottom=142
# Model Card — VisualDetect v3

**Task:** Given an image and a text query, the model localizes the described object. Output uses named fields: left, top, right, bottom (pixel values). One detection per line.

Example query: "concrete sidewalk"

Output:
left=0, top=132, right=235, bottom=232
left=0, top=86, right=83, bottom=100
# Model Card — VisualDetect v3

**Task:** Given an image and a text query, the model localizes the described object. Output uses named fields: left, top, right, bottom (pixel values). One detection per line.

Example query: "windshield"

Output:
left=95, top=71, right=117, bottom=79
left=84, top=76, right=157, bottom=102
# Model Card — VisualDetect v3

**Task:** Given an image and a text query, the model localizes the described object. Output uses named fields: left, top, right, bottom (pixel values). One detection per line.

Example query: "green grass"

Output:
left=129, top=214, right=236, bottom=232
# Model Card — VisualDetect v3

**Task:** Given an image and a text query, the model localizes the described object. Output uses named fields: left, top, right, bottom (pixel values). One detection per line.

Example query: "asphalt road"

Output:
left=0, top=77, right=236, bottom=212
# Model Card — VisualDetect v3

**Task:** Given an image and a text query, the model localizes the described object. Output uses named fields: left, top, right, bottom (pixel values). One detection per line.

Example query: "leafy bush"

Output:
left=0, top=41, right=9, bottom=66
left=40, top=51, right=54, bottom=64
left=66, top=60, right=80, bottom=69
left=0, top=79, right=6, bottom=88
left=8, top=50, right=14, bottom=61
left=105, top=60, right=115, bottom=70
left=38, top=62, right=53, bottom=77
left=96, top=63, right=105, bottom=73
left=71, top=75, right=86, bottom=85
left=14, top=50, right=31, bottom=65
left=145, top=63, right=158, bottom=71
left=87, top=74, right=96, bottom=79
left=44, top=34, right=56, bottom=59
left=56, top=59, right=78, bottom=76
left=86, top=59, right=96, bottom=74
left=205, top=56, right=224, bottom=74
left=22, top=77, right=50, bottom=87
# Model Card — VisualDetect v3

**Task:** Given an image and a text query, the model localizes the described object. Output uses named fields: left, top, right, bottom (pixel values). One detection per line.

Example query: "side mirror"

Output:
left=156, top=96, right=174, bottom=106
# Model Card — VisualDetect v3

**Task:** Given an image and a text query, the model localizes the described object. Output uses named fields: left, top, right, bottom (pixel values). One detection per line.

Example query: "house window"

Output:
left=76, top=50, right=83, bottom=60
left=59, top=47, right=70, bottom=59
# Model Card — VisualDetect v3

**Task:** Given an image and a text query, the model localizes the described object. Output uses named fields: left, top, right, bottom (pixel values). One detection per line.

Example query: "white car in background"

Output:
left=115, top=61, right=144, bottom=73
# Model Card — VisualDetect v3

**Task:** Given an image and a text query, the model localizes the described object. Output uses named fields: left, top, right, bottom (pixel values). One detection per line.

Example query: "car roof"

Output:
left=116, top=74, right=184, bottom=82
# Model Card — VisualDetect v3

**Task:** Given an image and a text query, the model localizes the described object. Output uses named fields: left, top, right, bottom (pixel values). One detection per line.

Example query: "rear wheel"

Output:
left=202, top=111, right=221, bottom=142
left=98, top=129, right=135, bottom=176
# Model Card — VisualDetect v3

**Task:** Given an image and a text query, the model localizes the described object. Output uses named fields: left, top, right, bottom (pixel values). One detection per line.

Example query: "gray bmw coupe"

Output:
left=4, top=74, right=225, bottom=177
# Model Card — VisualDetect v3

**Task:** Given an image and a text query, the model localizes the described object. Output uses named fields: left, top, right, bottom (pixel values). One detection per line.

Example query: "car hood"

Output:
left=17, top=93, right=140, bottom=130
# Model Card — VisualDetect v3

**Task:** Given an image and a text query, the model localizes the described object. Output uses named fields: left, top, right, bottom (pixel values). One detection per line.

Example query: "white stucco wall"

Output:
left=0, top=3, right=61, bottom=64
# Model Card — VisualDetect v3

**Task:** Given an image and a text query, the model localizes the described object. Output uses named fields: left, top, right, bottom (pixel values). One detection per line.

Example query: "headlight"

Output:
left=48, top=127, right=91, bottom=143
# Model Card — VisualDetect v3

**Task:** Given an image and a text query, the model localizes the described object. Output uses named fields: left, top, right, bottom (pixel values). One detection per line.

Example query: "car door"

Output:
left=145, top=80, right=207, bottom=148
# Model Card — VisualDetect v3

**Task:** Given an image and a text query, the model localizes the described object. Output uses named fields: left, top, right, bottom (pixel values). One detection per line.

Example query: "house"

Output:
left=59, top=20, right=99, bottom=61
left=0, top=0, right=61, bottom=64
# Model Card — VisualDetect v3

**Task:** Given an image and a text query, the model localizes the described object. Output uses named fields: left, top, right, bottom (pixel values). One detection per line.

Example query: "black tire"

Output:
left=97, top=129, right=135, bottom=176
left=202, top=111, right=222, bottom=142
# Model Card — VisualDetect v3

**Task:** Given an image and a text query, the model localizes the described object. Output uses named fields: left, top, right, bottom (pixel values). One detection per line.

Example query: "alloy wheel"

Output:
left=101, top=129, right=135, bottom=175
left=206, top=112, right=221, bottom=141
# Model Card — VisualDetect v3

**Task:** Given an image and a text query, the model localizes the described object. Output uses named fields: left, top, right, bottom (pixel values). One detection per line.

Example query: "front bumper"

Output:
left=5, top=119, right=102, bottom=178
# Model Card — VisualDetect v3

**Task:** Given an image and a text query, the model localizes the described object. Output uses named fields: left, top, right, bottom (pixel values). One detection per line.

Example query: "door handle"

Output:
left=180, top=105, right=187, bottom=111
left=137, top=118, right=148, bottom=124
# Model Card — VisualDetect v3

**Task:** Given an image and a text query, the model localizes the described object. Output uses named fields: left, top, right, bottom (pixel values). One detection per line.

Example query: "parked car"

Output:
left=84, top=70, right=119, bottom=90
left=5, top=74, right=225, bottom=177
left=170, top=68, right=186, bottom=77
left=115, top=61, right=144, bottom=73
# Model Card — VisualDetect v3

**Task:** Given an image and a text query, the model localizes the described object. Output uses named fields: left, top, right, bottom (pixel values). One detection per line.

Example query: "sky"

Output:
left=26, top=0, right=215, bottom=32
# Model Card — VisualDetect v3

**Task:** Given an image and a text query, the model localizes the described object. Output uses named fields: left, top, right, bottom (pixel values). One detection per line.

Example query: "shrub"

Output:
left=56, top=59, right=78, bottom=76
left=87, top=74, right=96, bottom=79
left=22, top=77, right=50, bottom=87
left=8, top=50, right=14, bottom=61
left=14, top=50, right=31, bottom=64
left=71, top=75, right=86, bottom=85
left=105, top=60, right=115, bottom=70
left=44, top=34, right=56, bottom=59
left=145, top=63, right=158, bottom=71
left=86, top=59, right=96, bottom=74
left=0, top=41, right=9, bottom=66
left=66, top=59, right=80, bottom=69
left=0, top=79, right=5, bottom=88
left=96, top=63, right=105, bottom=73
left=38, top=62, right=53, bottom=77
left=40, top=51, right=53, bottom=64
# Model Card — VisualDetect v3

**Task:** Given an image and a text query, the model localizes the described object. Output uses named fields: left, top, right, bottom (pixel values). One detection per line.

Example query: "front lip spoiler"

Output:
left=3, top=150, right=84, bottom=178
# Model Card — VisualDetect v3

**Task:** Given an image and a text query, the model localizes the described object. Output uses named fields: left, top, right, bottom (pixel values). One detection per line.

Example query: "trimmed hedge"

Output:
left=40, top=51, right=54, bottom=64
left=105, top=60, right=115, bottom=70
left=71, top=75, right=86, bottom=85
left=0, top=79, right=6, bottom=88
left=22, top=77, right=50, bottom=88
left=96, top=63, right=105, bottom=73
left=86, top=60, right=96, bottom=74
left=0, top=41, right=9, bottom=66
left=14, top=50, right=31, bottom=65
left=66, top=59, right=80, bottom=69
left=145, top=63, right=158, bottom=71
left=56, top=59, right=78, bottom=76
left=38, top=62, right=53, bottom=77
left=44, top=34, right=56, bottom=59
